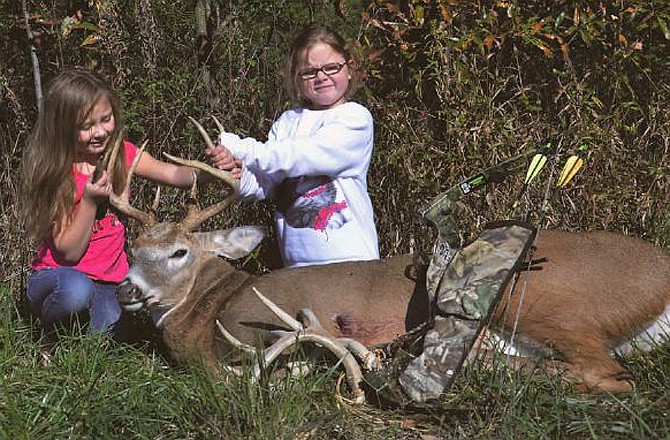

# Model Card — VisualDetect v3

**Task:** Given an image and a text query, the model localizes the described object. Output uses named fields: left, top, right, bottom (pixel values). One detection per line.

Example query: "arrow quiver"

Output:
left=397, top=221, right=535, bottom=403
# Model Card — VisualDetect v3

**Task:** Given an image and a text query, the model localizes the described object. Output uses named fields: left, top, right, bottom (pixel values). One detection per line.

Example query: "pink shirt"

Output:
left=31, top=141, right=138, bottom=283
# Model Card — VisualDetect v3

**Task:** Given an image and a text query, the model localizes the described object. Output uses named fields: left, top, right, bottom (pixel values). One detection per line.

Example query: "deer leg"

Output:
left=562, top=354, right=634, bottom=393
left=548, top=336, right=634, bottom=393
left=472, top=328, right=634, bottom=393
left=472, top=346, right=634, bottom=393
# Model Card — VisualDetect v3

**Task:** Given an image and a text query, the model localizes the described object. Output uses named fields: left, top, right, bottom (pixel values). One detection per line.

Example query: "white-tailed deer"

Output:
left=107, top=122, right=428, bottom=402
left=111, top=120, right=670, bottom=398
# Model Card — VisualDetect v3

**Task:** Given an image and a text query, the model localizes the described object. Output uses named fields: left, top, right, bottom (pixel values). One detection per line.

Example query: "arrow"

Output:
left=525, top=151, right=549, bottom=185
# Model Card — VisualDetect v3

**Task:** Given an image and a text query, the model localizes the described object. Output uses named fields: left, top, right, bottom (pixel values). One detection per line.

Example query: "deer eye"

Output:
left=169, top=249, right=188, bottom=259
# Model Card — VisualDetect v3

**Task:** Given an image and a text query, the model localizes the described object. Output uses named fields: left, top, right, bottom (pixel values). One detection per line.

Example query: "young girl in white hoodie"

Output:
left=207, top=23, right=379, bottom=267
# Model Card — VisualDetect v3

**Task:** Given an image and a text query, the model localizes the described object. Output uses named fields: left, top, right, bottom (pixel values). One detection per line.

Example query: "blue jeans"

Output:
left=27, top=267, right=121, bottom=335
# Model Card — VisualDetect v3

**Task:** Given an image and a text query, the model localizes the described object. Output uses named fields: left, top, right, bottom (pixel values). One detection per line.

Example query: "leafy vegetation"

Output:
left=1, top=0, right=670, bottom=437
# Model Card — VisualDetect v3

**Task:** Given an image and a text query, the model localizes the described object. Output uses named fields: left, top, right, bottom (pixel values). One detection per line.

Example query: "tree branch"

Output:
left=21, top=0, right=42, bottom=111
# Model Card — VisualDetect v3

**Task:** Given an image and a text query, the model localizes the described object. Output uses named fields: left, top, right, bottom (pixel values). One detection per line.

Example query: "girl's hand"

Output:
left=206, top=144, right=243, bottom=179
left=82, top=169, right=112, bottom=205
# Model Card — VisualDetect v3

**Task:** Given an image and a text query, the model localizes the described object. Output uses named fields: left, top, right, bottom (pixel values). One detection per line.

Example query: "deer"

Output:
left=109, top=119, right=670, bottom=401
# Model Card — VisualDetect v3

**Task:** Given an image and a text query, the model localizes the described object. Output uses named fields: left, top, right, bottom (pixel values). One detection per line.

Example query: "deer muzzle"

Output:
left=117, top=280, right=146, bottom=312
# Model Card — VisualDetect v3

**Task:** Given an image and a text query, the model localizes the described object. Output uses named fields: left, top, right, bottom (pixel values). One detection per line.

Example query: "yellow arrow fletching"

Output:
left=525, top=154, right=547, bottom=184
left=557, top=155, right=584, bottom=187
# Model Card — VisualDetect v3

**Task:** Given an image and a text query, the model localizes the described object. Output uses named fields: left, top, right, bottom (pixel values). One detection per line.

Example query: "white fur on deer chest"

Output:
left=614, top=303, right=670, bottom=355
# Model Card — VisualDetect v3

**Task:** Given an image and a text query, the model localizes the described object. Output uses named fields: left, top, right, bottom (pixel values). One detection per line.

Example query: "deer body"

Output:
left=119, top=225, right=670, bottom=393
left=217, top=254, right=427, bottom=349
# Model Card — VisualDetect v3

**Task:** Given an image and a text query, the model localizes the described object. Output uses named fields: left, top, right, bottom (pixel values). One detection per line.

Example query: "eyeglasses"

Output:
left=298, top=62, right=347, bottom=80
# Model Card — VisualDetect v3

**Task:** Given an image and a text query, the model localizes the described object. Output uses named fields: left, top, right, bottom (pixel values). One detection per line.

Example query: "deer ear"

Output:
left=194, top=226, right=266, bottom=260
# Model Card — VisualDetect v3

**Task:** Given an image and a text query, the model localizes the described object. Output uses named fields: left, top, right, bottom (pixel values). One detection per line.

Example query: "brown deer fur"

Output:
left=492, top=230, right=670, bottom=392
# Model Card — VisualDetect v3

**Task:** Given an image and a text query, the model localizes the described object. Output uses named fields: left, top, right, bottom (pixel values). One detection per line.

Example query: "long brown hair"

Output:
left=21, top=68, right=128, bottom=242
left=283, top=23, right=360, bottom=105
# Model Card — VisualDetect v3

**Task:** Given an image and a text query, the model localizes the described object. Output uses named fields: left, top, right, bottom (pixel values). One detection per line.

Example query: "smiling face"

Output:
left=76, top=96, right=116, bottom=162
left=298, top=42, right=351, bottom=110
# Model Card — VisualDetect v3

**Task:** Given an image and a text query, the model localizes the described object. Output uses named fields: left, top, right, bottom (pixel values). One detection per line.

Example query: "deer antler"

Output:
left=216, top=287, right=382, bottom=404
left=176, top=116, right=241, bottom=192
left=252, top=290, right=379, bottom=369
left=159, top=116, right=241, bottom=232
left=107, top=133, right=156, bottom=226
left=105, top=118, right=240, bottom=231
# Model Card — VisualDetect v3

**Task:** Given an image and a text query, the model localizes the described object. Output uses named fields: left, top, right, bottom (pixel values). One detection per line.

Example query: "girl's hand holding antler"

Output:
left=83, top=169, right=112, bottom=206
left=206, top=143, right=243, bottom=179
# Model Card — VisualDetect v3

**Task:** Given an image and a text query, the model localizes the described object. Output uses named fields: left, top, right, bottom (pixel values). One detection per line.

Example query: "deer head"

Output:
left=107, top=120, right=265, bottom=318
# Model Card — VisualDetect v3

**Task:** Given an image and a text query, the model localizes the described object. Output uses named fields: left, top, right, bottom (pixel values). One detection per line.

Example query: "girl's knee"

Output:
left=34, top=268, right=96, bottom=321
left=59, top=271, right=96, bottom=309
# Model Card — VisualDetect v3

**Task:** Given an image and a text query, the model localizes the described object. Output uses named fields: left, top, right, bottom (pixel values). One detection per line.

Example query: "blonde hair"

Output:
left=283, top=23, right=360, bottom=105
left=21, top=68, right=128, bottom=242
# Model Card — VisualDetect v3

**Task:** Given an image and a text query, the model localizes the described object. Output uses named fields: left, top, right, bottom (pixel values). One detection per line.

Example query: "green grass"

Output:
left=2, top=285, right=669, bottom=439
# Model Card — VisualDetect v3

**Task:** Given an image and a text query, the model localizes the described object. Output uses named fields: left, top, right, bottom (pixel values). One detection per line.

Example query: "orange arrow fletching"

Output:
left=557, top=155, right=584, bottom=188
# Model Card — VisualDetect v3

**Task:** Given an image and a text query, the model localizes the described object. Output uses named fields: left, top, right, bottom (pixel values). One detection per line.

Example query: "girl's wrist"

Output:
left=80, top=192, right=102, bottom=208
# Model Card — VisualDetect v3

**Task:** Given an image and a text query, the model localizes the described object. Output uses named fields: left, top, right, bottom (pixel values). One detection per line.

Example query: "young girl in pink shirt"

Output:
left=21, top=68, right=200, bottom=364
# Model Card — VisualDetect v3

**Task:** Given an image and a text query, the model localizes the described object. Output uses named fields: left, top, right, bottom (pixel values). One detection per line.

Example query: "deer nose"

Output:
left=117, top=280, right=142, bottom=307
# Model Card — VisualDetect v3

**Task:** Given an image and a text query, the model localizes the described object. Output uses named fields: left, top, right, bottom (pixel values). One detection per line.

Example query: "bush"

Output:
left=361, top=0, right=670, bottom=252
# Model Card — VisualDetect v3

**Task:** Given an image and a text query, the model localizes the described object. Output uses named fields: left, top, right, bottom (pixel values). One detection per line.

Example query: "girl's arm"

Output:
left=212, top=128, right=283, bottom=201
left=51, top=171, right=112, bottom=264
left=133, top=150, right=197, bottom=188
left=227, top=104, right=374, bottom=179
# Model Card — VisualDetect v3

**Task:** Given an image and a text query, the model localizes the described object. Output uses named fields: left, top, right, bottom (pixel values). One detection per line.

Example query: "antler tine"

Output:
left=211, top=115, right=225, bottom=133
left=164, top=153, right=240, bottom=193
left=106, top=132, right=123, bottom=176
left=215, top=319, right=256, bottom=354
left=151, top=186, right=161, bottom=213
left=336, top=338, right=381, bottom=371
left=107, top=138, right=156, bottom=226
left=180, top=193, right=236, bottom=232
left=126, top=139, right=148, bottom=189
left=188, top=116, right=214, bottom=148
left=252, top=287, right=303, bottom=331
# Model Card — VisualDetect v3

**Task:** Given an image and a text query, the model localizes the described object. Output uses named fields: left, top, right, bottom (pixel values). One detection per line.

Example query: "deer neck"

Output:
left=152, top=253, right=212, bottom=328
left=153, top=305, right=176, bottom=328
left=158, top=256, right=251, bottom=333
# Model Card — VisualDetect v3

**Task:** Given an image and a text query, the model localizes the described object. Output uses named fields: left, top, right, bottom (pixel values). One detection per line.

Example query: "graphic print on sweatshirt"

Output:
left=276, top=175, right=349, bottom=231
